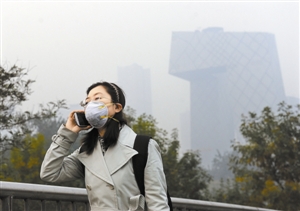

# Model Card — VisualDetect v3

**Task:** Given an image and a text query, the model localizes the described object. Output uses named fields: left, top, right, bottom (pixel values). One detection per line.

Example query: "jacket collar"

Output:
left=77, top=125, right=138, bottom=186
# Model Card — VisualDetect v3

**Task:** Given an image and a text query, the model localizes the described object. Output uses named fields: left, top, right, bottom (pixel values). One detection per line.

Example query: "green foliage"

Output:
left=176, top=150, right=212, bottom=199
left=209, top=178, right=251, bottom=206
left=132, top=113, right=157, bottom=138
left=0, top=65, right=67, bottom=155
left=126, top=109, right=212, bottom=200
left=0, top=64, right=67, bottom=183
left=163, top=128, right=180, bottom=193
left=1, top=134, right=46, bottom=183
left=30, top=117, right=66, bottom=148
left=208, top=151, right=234, bottom=181
left=228, top=102, right=300, bottom=210
left=123, top=106, right=136, bottom=127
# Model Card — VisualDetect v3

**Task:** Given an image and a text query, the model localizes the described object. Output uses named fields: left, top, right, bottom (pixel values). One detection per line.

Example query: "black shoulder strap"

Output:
left=132, top=135, right=173, bottom=211
left=132, top=135, right=149, bottom=196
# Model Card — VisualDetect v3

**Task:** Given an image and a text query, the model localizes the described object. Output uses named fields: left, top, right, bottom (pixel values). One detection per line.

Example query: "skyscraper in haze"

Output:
left=117, top=64, right=152, bottom=116
left=169, top=27, right=286, bottom=165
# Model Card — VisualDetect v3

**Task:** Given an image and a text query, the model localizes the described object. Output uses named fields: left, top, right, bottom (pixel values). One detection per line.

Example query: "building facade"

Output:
left=169, top=28, right=286, bottom=165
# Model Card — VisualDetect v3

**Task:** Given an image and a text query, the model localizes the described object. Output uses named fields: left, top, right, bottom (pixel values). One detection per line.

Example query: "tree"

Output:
left=0, top=65, right=67, bottom=179
left=3, top=134, right=46, bottom=183
left=176, top=150, right=212, bottom=200
left=0, top=65, right=66, bottom=185
left=229, top=102, right=300, bottom=210
left=208, top=151, right=234, bottom=181
left=162, top=128, right=180, bottom=195
left=30, top=117, right=66, bottom=148
left=130, top=112, right=169, bottom=154
left=123, top=106, right=136, bottom=127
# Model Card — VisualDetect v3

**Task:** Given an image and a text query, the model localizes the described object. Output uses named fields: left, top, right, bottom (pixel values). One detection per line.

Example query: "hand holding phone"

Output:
left=74, top=112, right=90, bottom=127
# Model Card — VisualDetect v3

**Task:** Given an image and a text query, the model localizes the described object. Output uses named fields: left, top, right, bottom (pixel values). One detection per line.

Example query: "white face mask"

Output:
left=85, top=101, right=118, bottom=129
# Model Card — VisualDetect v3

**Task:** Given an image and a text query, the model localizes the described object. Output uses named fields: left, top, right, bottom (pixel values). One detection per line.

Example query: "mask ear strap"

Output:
left=100, top=115, right=120, bottom=123
left=111, top=117, right=120, bottom=123
left=99, top=103, right=114, bottom=109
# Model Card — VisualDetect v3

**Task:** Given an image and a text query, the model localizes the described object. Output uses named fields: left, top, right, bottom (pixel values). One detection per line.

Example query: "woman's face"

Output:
left=84, top=85, right=121, bottom=117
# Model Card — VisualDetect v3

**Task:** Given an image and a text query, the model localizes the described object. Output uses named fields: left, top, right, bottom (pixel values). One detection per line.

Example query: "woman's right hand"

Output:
left=65, top=110, right=91, bottom=133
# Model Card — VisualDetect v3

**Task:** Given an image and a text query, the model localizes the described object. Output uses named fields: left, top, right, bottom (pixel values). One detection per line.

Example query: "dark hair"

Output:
left=80, top=81, right=127, bottom=155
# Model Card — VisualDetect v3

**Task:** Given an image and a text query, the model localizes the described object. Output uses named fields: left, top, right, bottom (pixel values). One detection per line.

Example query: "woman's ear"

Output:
left=114, top=103, right=123, bottom=113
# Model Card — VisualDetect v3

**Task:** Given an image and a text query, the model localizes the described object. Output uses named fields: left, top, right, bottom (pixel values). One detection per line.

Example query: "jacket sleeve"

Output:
left=40, top=125, right=84, bottom=183
left=144, top=139, right=170, bottom=211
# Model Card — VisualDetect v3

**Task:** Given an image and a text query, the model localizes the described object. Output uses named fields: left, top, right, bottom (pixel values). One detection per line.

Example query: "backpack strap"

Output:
left=132, top=135, right=173, bottom=211
left=132, top=135, right=149, bottom=196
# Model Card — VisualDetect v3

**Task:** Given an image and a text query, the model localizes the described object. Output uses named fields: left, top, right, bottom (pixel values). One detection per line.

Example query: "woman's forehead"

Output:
left=86, top=86, right=110, bottom=98
left=89, top=86, right=107, bottom=95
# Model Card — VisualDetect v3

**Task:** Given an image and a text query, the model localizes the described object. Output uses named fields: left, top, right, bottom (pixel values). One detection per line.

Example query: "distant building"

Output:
left=117, top=64, right=152, bottom=116
left=286, top=96, right=300, bottom=106
left=169, top=27, right=286, bottom=166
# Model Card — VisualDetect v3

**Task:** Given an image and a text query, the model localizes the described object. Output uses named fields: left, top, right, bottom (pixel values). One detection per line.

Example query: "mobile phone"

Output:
left=74, top=112, right=90, bottom=127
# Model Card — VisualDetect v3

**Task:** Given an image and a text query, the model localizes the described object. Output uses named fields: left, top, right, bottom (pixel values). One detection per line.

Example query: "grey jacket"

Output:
left=40, top=124, right=170, bottom=211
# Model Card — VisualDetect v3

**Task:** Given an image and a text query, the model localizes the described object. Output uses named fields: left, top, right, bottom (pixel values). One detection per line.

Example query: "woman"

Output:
left=40, top=81, right=170, bottom=211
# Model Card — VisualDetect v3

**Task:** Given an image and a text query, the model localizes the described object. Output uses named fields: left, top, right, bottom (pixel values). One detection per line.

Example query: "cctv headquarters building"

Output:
left=169, top=27, right=286, bottom=164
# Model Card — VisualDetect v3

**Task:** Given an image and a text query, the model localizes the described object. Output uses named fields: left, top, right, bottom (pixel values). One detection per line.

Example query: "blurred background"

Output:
left=1, top=0, right=299, bottom=167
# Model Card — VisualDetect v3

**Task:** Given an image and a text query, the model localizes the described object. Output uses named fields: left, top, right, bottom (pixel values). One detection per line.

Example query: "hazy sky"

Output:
left=1, top=1, right=299, bottom=153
